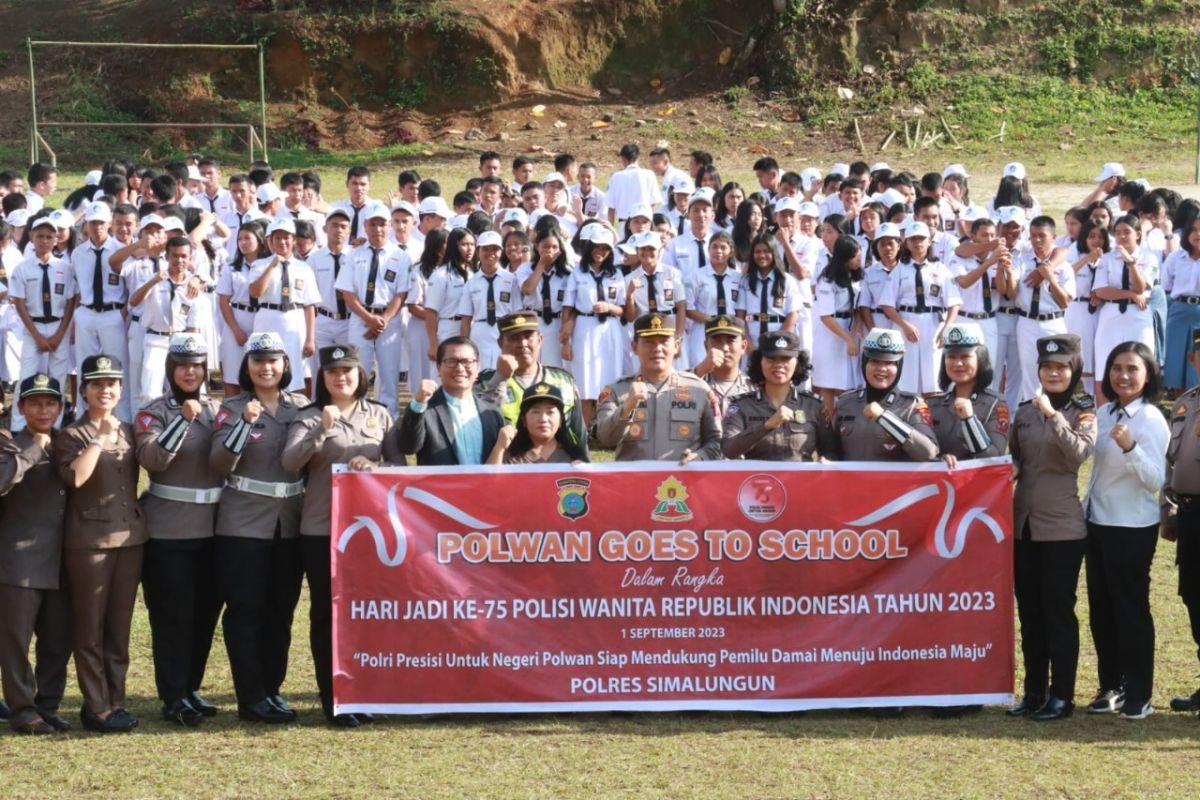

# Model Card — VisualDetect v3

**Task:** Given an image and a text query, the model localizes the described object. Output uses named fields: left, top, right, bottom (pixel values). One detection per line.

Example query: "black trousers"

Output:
left=1176, top=501, right=1200, bottom=663
left=1013, top=532, right=1085, bottom=701
left=142, top=538, right=223, bottom=704
left=300, top=535, right=334, bottom=718
left=1086, top=521, right=1158, bottom=707
left=215, top=533, right=303, bottom=707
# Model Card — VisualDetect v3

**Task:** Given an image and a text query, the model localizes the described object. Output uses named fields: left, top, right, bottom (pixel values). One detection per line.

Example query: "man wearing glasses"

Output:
left=395, top=336, right=504, bottom=465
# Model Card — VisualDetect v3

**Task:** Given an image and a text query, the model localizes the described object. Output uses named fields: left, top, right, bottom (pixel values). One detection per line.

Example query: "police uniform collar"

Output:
left=885, top=391, right=897, bottom=404
left=168, top=397, right=181, bottom=408
left=857, top=389, right=866, bottom=400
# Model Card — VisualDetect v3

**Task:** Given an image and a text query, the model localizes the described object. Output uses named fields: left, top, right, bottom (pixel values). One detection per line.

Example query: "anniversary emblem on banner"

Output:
left=330, top=460, right=1014, bottom=714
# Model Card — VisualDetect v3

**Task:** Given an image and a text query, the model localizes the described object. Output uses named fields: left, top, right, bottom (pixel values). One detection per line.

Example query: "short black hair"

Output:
left=938, top=344, right=995, bottom=392
left=27, top=162, right=57, bottom=186
left=436, top=336, right=479, bottom=364
left=1029, top=215, right=1056, bottom=232
left=747, top=347, right=812, bottom=387
left=165, top=235, right=191, bottom=253
left=148, top=175, right=177, bottom=203
left=301, top=171, right=321, bottom=192
left=313, top=365, right=370, bottom=407
left=553, top=153, right=576, bottom=171
left=690, top=150, right=714, bottom=167
left=293, top=219, right=316, bottom=240
left=418, top=179, right=441, bottom=200
left=249, top=167, right=276, bottom=188
left=397, top=169, right=421, bottom=187
left=1099, top=341, right=1163, bottom=406
left=753, top=157, right=779, bottom=173
left=100, top=173, right=127, bottom=197
left=921, top=172, right=943, bottom=193
left=346, top=165, right=371, bottom=180
left=479, top=151, right=501, bottom=165
left=512, top=156, right=533, bottom=170
left=238, top=351, right=293, bottom=393
left=649, top=147, right=671, bottom=159
left=279, top=171, right=303, bottom=189
left=619, top=144, right=640, bottom=162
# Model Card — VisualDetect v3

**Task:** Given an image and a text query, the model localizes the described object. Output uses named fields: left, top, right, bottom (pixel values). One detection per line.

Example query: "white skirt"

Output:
left=1065, top=300, right=1099, bottom=375
left=253, top=307, right=308, bottom=391
left=1094, top=303, right=1154, bottom=380
left=539, top=317, right=565, bottom=369
left=811, top=315, right=861, bottom=392
left=574, top=315, right=627, bottom=399
left=406, top=314, right=435, bottom=394
left=220, top=307, right=256, bottom=384
left=897, top=311, right=944, bottom=395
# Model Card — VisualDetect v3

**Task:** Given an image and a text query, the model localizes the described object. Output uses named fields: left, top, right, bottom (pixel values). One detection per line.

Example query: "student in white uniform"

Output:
left=606, top=144, right=663, bottom=228
left=8, top=216, right=74, bottom=431
left=1162, top=216, right=1200, bottom=391
left=1093, top=214, right=1159, bottom=403
left=335, top=204, right=407, bottom=416
left=622, top=230, right=687, bottom=370
left=423, top=227, right=475, bottom=359
left=664, top=188, right=715, bottom=364
left=216, top=221, right=268, bottom=395
left=248, top=218, right=321, bottom=393
left=686, top=231, right=741, bottom=368
left=0, top=221, right=22, bottom=392
left=771, top=198, right=821, bottom=353
left=1014, top=216, right=1075, bottom=401
left=70, top=201, right=129, bottom=420
left=812, top=234, right=865, bottom=409
left=879, top=222, right=962, bottom=395
left=856, top=222, right=903, bottom=332
left=562, top=226, right=627, bottom=425
left=516, top=228, right=573, bottom=368
left=127, top=235, right=201, bottom=408
left=405, top=227, right=448, bottom=390
left=1065, top=219, right=1108, bottom=395
left=456, top=230, right=522, bottom=371
left=736, top=233, right=801, bottom=353
left=306, top=208, right=353, bottom=383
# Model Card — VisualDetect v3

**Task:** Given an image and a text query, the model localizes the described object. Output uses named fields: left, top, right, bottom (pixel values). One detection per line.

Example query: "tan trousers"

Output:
left=0, top=583, right=72, bottom=728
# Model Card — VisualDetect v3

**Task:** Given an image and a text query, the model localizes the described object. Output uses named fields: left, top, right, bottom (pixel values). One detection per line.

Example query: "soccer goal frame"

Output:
left=26, top=38, right=269, bottom=167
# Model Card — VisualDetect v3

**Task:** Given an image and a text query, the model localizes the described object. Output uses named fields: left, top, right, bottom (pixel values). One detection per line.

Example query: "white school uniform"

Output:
left=568, top=267, right=628, bottom=399
left=737, top=270, right=802, bottom=345
left=402, top=264, right=437, bottom=393
left=424, top=265, right=472, bottom=347
left=455, top=267, right=524, bottom=371
left=573, top=186, right=609, bottom=220
left=625, top=264, right=689, bottom=370
left=307, top=245, right=352, bottom=358
left=134, top=273, right=201, bottom=409
left=330, top=200, right=378, bottom=243
left=687, top=265, right=740, bottom=367
left=1093, top=246, right=1158, bottom=377
left=334, top=242, right=408, bottom=415
left=248, top=256, right=321, bottom=391
left=858, top=261, right=899, bottom=330
left=812, top=275, right=862, bottom=392
left=878, top=260, right=962, bottom=394
left=772, top=234, right=820, bottom=352
left=215, top=259, right=258, bottom=382
left=1066, top=247, right=1101, bottom=383
left=0, top=247, right=23, bottom=384
left=663, top=230, right=713, bottom=362
left=1014, top=251, right=1075, bottom=401
left=606, top=164, right=662, bottom=224
left=946, top=254, right=1000, bottom=390
left=514, top=263, right=573, bottom=369
left=121, top=254, right=161, bottom=407
left=8, top=253, right=73, bottom=430
left=71, top=237, right=130, bottom=419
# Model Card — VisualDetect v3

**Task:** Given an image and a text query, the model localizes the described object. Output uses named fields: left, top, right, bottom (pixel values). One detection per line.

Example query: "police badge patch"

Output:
left=556, top=477, right=590, bottom=521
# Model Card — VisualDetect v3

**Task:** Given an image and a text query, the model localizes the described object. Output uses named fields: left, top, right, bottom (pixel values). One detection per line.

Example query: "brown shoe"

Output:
left=15, top=718, right=55, bottom=735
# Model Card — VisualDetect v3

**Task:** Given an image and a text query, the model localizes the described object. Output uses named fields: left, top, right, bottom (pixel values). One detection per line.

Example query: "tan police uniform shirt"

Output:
left=54, top=420, right=147, bottom=550
left=1165, top=387, right=1200, bottom=499
left=833, top=389, right=939, bottom=461
left=595, top=370, right=722, bottom=462
left=721, top=388, right=834, bottom=461
left=1009, top=396, right=1096, bottom=541
left=0, top=430, right=68, bottom=589
left=928, top=388, right=1011, bottom=459
left=134, top=395, right=224, bottom=538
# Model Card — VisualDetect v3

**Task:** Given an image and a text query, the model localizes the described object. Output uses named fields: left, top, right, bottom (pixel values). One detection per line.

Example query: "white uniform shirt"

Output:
left=9, top=253, right=73, bottom=318
left=736, top=271, right=802, bottom=321
left=662, top=231, right=713, bottom=284
left=216, top=259, right=256, bottom=307
left=1085, top=398, right=1168, bottom=527
left=814, top=276, right=857, bottom=317
left=1162, top=248, right=1200, bottom=299
left=334, top=242, right=407, bottom=309
left=424, top=264, right=472, bottom=321
left=948, top=255, right=999, bottom=315
left=568, top=267, right=626, bottom=312
left=1014, top=251, right=1075, bottom=314
left=606, top=164, right=662, bottom=222
left=197, top=188, right=234, bottom=217
left=455, top=268, right=524, bottom=321
left=858, top=262, right=899, bottom=313
left=248, top=256, right=322, bottom=308
left=70, top=237, right=125, bottom=307
left=307, top=246, right=351, bottom=316
left=689, top=266, right=740, bottom=318
left=879, top=260, right=963, bottom=311
left=514, top=262, right=573, bottom=318
left=625, top=265, right=686, bottom=317
left=573, top=186, right=609, bottom=220
left=1093, top=247, right=1158, bottom=301
left=137, top=274, right=201, bottom=333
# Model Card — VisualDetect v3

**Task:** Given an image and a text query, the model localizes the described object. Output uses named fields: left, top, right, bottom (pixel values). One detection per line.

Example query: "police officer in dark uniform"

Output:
left=832, top=327, right=939, bottom=462
left=1007, top=333, right=1096, bottom=721
left=930, top=322, right=1010, bottom=468
left=282, top=343, right=402, bottom=729
left=595, top=312, right=722, bottom=463
left=0, top=374, right=71, bottom=734
left=722, top=330, right=833, bottom=461
left=134, top=333, right=224, bottom=727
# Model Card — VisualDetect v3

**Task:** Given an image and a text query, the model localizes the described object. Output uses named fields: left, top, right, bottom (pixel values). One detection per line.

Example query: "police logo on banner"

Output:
left=556, top=477, right=591, bottom=521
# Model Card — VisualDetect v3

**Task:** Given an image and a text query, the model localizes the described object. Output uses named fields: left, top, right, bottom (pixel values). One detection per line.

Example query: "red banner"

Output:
left=331, top=459, right=1014, bottom=714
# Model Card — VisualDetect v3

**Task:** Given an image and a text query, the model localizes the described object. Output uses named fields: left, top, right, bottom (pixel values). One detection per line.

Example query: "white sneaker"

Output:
left=1118, top=701, right=1153, bottom=720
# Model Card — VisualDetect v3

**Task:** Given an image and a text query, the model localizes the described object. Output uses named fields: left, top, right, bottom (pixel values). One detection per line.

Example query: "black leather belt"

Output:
left=1178, top=296, right=1200, bottom=306
left=146, top=328, right=171, bottom=337
left=317, top=308, right=350, bottom=320
left=1022, top=311, right=1064, bottom=321
left=257, top=303, right=297, bottom=312
left=959, top=311, right=995, bottom=320
left=231, top=302, right=256, bottom=313
left=754, top=314, right=785, bottom=323
left=832, top=311, right=853, bottom=319
left=997, top=307, right=1021, bottom=316
left=129, top=314, right=141, bottom=323
left=897, top=306, right=940, bottom=314
left=87, top=302, right=124, bottom=312
left=30, top=316, right=61, bottom=323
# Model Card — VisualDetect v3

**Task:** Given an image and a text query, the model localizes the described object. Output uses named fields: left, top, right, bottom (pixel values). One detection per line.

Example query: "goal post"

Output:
left=26, top=38, right=269, bottom=167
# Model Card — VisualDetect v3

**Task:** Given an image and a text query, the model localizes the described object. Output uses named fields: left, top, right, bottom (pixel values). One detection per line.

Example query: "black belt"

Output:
left=129, top=314, right=141, bottom=323
left=1072, top=298, right=1091, bottom=304
left=204, top=286, right=215, bottom=294
left=231, top=302, right=256, bottom=313
left=1177, top=296, right=1200, bottom=306
left=29, top=316, right=61, bottom=323
left=258, top=303, right=298, bottom=312
left=959, top=311, right=995, bottom=320
left=317, top=308, right=350, bottom=320
left=87, top=302, right=124, bottom=312
left=997, top=307, right=1022, bottom=316
left=897, top=305, right=941, bottom=314
left=831, top=311, right=853, bottom=319
left=1022, top=310, right=1064, bottom=321
left=574, top=312, right=610, bottom=319
left=146, top=328, right=171, bottom=337
left=754, top=314, right=785, bottom=323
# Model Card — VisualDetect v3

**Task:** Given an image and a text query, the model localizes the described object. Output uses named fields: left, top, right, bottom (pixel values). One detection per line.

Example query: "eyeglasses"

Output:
left=440, top=358, right=478, bottom=369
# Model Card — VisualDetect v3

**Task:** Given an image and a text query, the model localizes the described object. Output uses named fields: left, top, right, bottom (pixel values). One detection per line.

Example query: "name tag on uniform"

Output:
left=366, top=416, right=378, bottom=428
left=107, top=273, right=120, bottom=286
left=385, top=270, right=396, bottom=282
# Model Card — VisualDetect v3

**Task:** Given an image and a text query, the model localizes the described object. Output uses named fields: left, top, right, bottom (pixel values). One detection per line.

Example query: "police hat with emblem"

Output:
left=498, top=313, right=541, bottom=337
left=18, top=372, right=62, bottom=402
left=244, top=331, right=286, bottom=356
left=1036, top=334, right=1080, bottom=365
left=81, top=354, right=124, bottom=382
left=942, top=322, right=986, bottom=353
left=863, top=327, right=906, bottom=361
left=319, top=343, right=361, bottom=369
left=634, top=312, right=675, bottom=338
left=519, top=382, right=565, bottom=414
left=704, top=314, right=747, bottom=339
left=758, top=330, right=801, bottom=358
left=167, top=332, right=207, bottom=364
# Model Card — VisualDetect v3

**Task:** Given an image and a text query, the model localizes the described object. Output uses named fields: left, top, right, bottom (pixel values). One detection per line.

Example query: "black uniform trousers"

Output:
left=1013, top=529, right=1086, bottom=701
left=1085, top=521, right=1158, bottom=707
left=142, top=538, right=223, bottom=703
left=215, top=529, right=303, bottom=707
left=1176, top=499, right=1200, bottom=662
left=300, top=535, right=335, bottom=718
left=0, top=583, right=72, bottom=727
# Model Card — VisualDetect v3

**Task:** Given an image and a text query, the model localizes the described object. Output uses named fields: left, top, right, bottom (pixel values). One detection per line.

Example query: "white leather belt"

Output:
left=147, top=482, right=223, bottom=504
left=226, top=475, right=304, bottom=499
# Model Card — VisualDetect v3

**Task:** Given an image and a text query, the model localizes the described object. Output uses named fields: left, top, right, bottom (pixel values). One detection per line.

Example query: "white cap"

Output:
left=477, top=230, right=503, bottom=248
left=1002, top=162, right=1026, bottom=180
left=417, top=196, right=451, bottom=218
left=391, top=200, right=418, bottom=218
left=29, top=216, right=57, bottom=232
left=187, top=165, right=203, bottom=181
left=627, top=231, right=663, bottom=251
left=448, top=214, right=469, bottom=229
left=84, top=201, right=112, bottom=223
left=48, top=209, right=75, bottom=229
left=671, top=175, right=695, bottom=194
left=84, top=169, right=103, bottom=187
left=772, top=196, right=801, bottom=215
left=499, top=208, right=528, bottom=226
left=256, top=182, right=281, bottom=204
left=797, top=201, right=820, bottom=218
left=942, top=163, right=970, bottom=179
left=876, top=188, right=906, bottom=208
left=628, top=203, right=653, bottom=221
left=585, top=226, right=616, bottom=247
left=4, top=209, right=29, bottom=227
left=240, top=209, right=269, bottom=225
left=161, top=216, right=186, bottom=234
left=874, top=222, right=902, bottom=240
left=800, top=167, right=823, bottom=192
left=870, top=162, right=892, bottom=173
left=363, top=203, right=390, bottom=223
left=244, top=331, right=285, bottom=354
left=1094, top=162, right=1125, bottom=183
left=960, top=206, right=988, bottom=223
left=830, top=163, right=850, bottom=177
left=266, top=218, right=297, bottom=236
left=905, top=221, right=931, bottom=240
left=1134, top=178, right=1152, bottom=190
left=542, top=171, right=567, bottom=187
left=687, top=188, right=715, bottom=209
left=995, top=206, right=1027, bottom=228
left=138, top=213, right=166, bottom=233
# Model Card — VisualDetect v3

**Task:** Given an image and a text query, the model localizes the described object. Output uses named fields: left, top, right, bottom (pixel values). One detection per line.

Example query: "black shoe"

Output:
left=1032, top=696, right=1074, bottom=721
left=110, top=708, right=139, bottom=728
left=39, top=712, right=71, bottom=732
left=267, top=694, right=297, bottom=721
left=1006, top=695, right=1044, bottom=717
left=14, top=718, right=55, bottom=735
left=329, top=713, right=362, bottom=728
left=162, top=699, right=204, bottom=727
left=237, top=699, right=294, bottom=724
left=80, top=709, right=137, bottom=733
left=1086, top=689, right=1124, bottom=714
left=1169, top=689, right=1200, bottom=712
left=188, top=691, right=219, bottom=717
left=354, top=713, right=377, bottom=724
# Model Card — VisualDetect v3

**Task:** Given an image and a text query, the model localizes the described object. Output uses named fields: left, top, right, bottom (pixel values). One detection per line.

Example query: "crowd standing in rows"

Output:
left=0, top=148, right=1198, bottom=732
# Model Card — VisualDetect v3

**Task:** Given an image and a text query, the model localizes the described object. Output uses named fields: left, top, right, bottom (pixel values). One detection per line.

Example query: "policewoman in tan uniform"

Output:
left=721, top=330, right=834, bottom=461
left=281, top=343, right=401, bottom=728
left=210, top=331, right=310, bottom=723
left=930, top=322, right=1010, bottom=468
left=55, top=354, right=147, bottom=733
left=134, top=332, right=224, bottom=727
left=0, top=374, right=72, bottom=734
left=832, top=328, right=939, bottom=462
left=487, top=383, right=591, bottom=464
left=595, top=312, right=722, bottom=463
left=1007, top=333, right=1096, bottom=721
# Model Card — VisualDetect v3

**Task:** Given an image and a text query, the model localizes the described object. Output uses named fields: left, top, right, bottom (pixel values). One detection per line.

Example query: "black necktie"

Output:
left=167, top=278, right=177, bottom=331
left=332, top=252, right=347, bottom=318
left=350, top=205, right=362, bottom=240
left=279, top=260, right=294, bottom=311
left=979, top=258, right=992, bottom=314
left=715, top=273, right=727, bottom=314
left=1119, top=260, right=1130, bottom=314
left=696, top=239, right=707, bottom=268
left=39, top=263, right=52, bottom=318
left=580, top=193, right=591, bottom=215
left=291, top=209, right=300, bottom=219
left=1029, top=263, right=1043, bottom=318
left=677, top=216, right=686, bottom=235
left=913, top=263, right=927, bottom=312
left=486, top=274, right=498, bottom=325
left=593, top=272, right=608, bottom=320
left=365, top=248, right=380, bottom=308
left=92, top=247, right=105, bottom=310
left=645, top=272, right=658, bottom=312
left=206, top=195, right=217, bottom=212
left=541, top=274, right=553, bottom=324
left=759, top=275, right=770, bottom=321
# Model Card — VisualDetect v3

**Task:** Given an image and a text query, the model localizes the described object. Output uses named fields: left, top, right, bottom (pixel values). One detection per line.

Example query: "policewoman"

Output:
left=1007, top=334, right=1096, bottom=721
left=210, top=331, right=310, bottom=724
left=832, top=327, right=939, bottom=461
left=54, top=354, right=146, bottom=733
left=134, top=332, right=223, bottom=727
left=929, top=322, right=1010, bottom=468
left=281, top=343, right=401, bottom=728
left=486, top=382, right=589, bottom=464
left=0, top=374, right=72, bottom=735
left=721, top=330, right=834, bottom=461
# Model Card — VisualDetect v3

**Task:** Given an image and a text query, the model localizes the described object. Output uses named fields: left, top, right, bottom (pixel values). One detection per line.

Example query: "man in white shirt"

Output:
left=607, top=143, right=662, bottom=228
left=71, top=201, right=130, bottom=419
left=22, top=164, right=56, bottom=215
left=331, top=166, right=377, bottom=246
